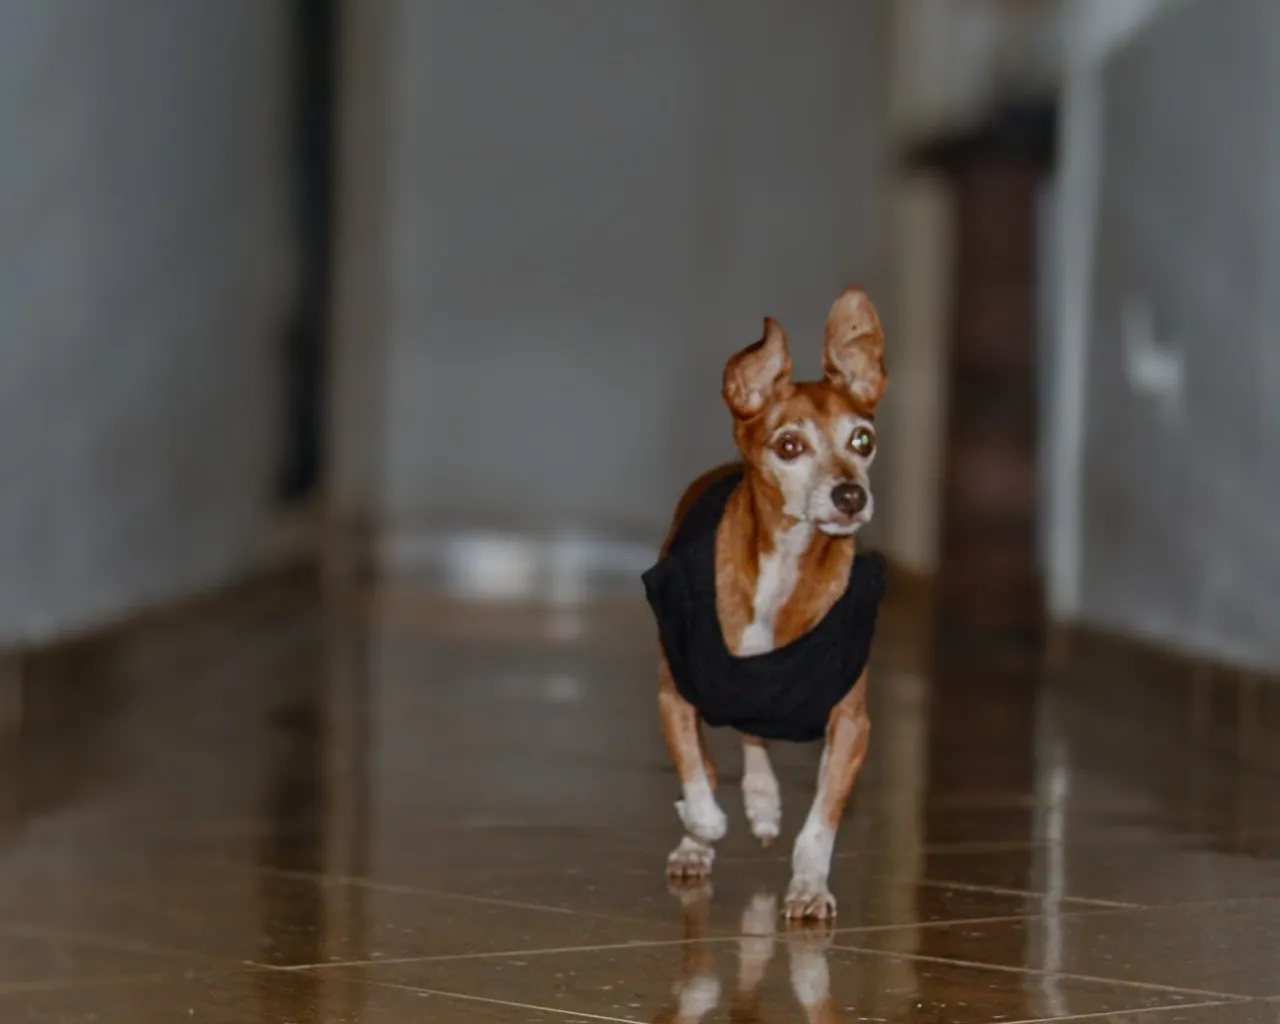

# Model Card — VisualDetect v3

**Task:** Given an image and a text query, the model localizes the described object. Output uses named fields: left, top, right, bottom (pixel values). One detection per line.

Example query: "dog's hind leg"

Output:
left=660, top=657, right=726, bottom=879
left=741, top=735, right=781, bottom=845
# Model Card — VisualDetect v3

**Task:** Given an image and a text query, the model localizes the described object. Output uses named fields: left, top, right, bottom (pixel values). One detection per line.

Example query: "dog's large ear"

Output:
left=823, top=287, right=887, bottom=407
left=723, top=317, right=793, bottom=419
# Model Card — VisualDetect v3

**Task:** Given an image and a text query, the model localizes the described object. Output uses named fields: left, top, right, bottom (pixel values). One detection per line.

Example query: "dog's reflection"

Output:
left=655, top=883, right=840, bottom=1023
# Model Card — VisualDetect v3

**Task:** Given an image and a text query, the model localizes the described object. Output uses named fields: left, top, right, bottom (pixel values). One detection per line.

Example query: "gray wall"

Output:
left=372, top=0, right=890, bottom=540
left=0, top=1, right=294, bottom=642
left=1079, top=0, right=1280, bottom=667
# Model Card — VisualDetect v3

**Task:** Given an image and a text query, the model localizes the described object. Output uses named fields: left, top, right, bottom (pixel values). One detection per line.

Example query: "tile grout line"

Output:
left=708, top=857, right=1143, bottom=908
left=226, top=854, right=1280, bottom=918
left=252, top=862, right=1043, bottom=932
left=348, top=977, right=643, bottom=1022
left=219, top=857, right=1280, bottom=964
left=911, top=876, right=1141, bottom=908
left=247, top=859, right=1144, bottom=916
left=994, top=999, right=1251, bottom=1024
left=253, top=937, right=722, bottom=971
left=0, top=900, right=1128, bottom=977
left=249, top=912, right=1097, bottom=972
left=0, top=972, right=175, bottom=996
left=1120, top=894, right=1280, bottom=913
left=254, top=866, right=584, bottom=916
left=0, top=921, right=231, bottom=964
left=820, top=908, right=1123, bottom=936
left=265, top=924, right=1260, bottom=1003
left=825, top=941, right=1258, bottom=1002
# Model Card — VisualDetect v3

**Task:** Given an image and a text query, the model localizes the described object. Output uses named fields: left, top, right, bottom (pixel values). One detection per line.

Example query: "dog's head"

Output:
left=722, top=287, right=887, bottom=537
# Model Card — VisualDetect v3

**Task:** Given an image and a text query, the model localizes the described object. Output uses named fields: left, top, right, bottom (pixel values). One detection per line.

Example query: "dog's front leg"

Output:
left=659, top=658, right=727, bottom=878
left=784, top=672, right=871, bottom=919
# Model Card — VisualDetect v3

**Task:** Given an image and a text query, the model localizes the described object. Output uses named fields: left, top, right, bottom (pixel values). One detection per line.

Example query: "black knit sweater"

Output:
left=641, top=468, right=885, bottom=743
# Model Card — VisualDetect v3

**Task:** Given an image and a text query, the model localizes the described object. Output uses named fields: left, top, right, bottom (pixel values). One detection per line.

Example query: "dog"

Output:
left=642, top=286, right=887, bottom=921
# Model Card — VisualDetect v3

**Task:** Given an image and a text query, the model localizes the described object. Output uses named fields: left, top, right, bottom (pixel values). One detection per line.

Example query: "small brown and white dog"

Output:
left=645, top=286, right=887, bottom=921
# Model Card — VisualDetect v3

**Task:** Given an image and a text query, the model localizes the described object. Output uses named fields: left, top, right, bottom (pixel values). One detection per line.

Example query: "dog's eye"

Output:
left=772, top=433, right=806, bottom=461
left=850, top=425, right=876, bottom=457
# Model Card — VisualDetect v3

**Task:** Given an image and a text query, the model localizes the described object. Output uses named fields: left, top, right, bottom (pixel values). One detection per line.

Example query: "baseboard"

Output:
left=1049, top=620, right=1280, bottom=685
left=371, top=525, right=657, bottom=603
left=0, top=558, right=317, bottom=663
left=1047, top=621, right=1280, bottom=775
left=255, top=500, right=323, bottom=569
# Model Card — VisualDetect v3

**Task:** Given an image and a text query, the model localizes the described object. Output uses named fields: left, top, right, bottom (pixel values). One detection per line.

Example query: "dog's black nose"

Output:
left=831, top=482, right=867, bottom=516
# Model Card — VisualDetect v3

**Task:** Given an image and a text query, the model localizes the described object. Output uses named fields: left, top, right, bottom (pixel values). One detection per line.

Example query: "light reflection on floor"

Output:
left=0, top=562, right=1275, bottom=1022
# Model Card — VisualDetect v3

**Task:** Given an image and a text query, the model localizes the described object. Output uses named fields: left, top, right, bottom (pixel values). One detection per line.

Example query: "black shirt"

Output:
left=641, top=468, right=885, bottom=743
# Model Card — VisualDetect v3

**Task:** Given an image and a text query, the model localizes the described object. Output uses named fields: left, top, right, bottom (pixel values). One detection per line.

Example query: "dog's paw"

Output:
left=667, top=836, right=716, bottom=880
left=676, top=796, right=727, bottom=844
left=743, top=776, right=781, bottom=846
left=782, top=877, right=837, bottom=921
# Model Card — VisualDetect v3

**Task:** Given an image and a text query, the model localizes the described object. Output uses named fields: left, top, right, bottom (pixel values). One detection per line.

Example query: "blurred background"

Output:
left=0, top=1, right=1279, bottom=1018
left=4, top=0, right=1275, bottom=668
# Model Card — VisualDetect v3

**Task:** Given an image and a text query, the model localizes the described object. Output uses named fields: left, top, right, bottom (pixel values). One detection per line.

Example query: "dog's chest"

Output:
left=735, top=524, right=813, bottom=656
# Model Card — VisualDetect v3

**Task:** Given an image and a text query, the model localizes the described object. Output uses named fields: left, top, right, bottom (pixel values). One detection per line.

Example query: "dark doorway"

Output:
left=908, top=100, right=1057, bottom=656
left=278, top=0, right=338, bottom=503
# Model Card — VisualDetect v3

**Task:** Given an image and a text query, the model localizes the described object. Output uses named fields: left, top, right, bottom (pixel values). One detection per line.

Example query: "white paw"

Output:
left=783, top=876, right=837, bottom=920
left=667, top=836, right=716, bottom=880
left=676, top=795, right=728, bottom=844
left=743, top=775, right=782, bottom=845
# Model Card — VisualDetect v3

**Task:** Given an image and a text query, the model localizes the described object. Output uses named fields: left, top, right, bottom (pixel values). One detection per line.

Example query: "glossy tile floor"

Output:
left=0, top=568, right=1277, bottom=1022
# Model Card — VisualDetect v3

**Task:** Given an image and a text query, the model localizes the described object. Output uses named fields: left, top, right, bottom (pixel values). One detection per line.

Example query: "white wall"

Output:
left=1048, top=0, right=1280, bottom=669
left=0, top=0, right=295, bottom=642
left=1043, top=0, right=1167, bottom=619
left=337, top=0, right=891, bottom=548
left=881, top=0, right=1062, bottom=576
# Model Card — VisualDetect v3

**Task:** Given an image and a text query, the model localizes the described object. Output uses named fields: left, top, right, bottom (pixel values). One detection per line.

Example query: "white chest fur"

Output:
left=735, top=523, right=812, bottom=656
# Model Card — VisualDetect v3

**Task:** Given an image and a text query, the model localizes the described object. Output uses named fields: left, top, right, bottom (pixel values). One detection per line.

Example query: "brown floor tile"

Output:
left=831, top=898, right=1280, bottom=999
left=0, top=870, right=678, bottom=966
left=895, top=844, right=1280, bottom=906
left=0, top=970, right=586, bottom=1022
left=326, top=939, right=1226, bottom=1023
left=262, top=821, right=655, bottom=877
left=1048, top=1004, right=1277, bottom=1024
left=900, top=806, right=1268, bottom=848
left=1, top=571, right=1277, bottom=1019
left=0, top=929, right=199, bottom=990
left=415, top=856, right=1107, bottom=935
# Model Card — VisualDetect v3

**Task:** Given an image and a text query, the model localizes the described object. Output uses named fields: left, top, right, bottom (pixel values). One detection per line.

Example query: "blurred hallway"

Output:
left=3, top=1, right=1280, bottom=1021
left=0, top=568, right=1275, bottom=1021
